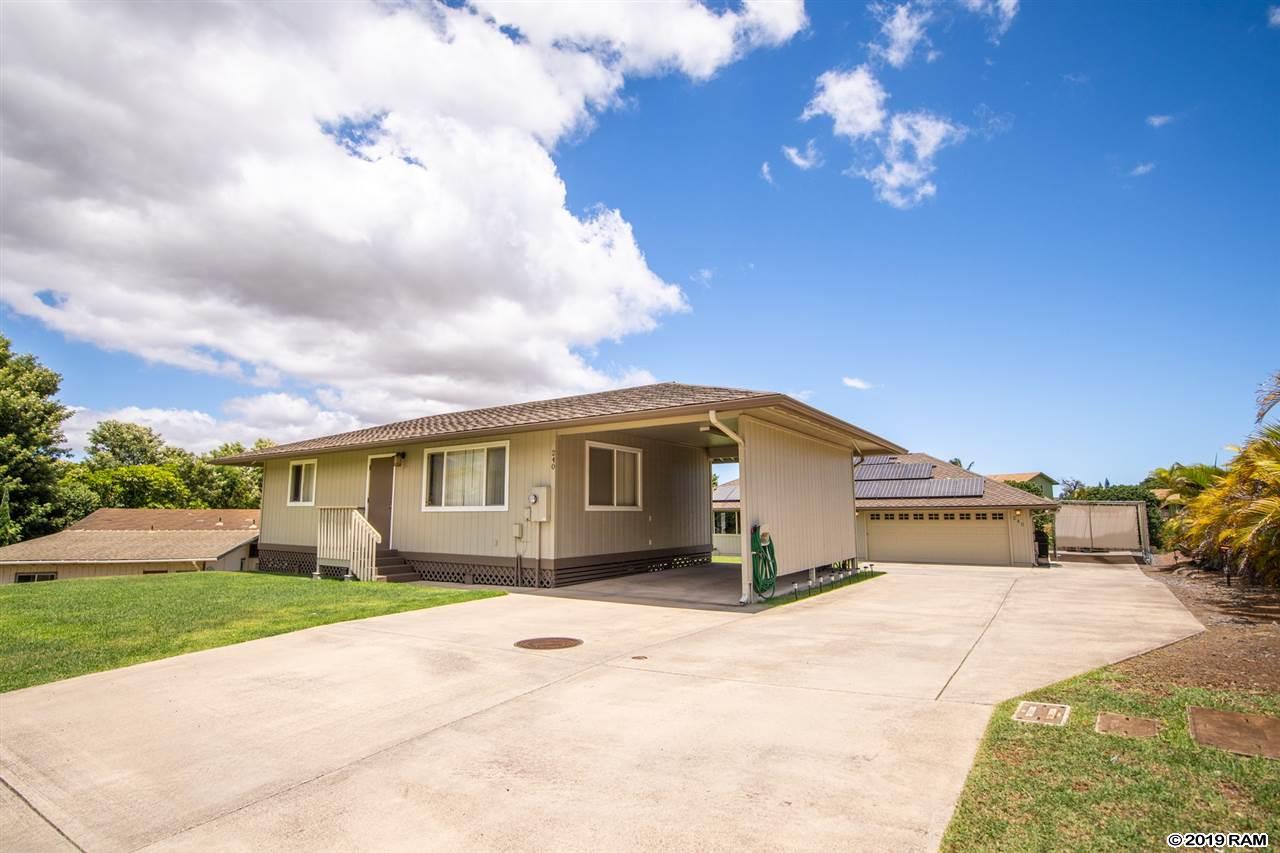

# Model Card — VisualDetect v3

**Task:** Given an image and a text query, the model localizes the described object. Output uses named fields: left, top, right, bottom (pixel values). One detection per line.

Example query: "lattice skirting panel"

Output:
left=257, top=548, right=316, bottom=576
left=406, top=559, right=554, bottom=589
left=553, top=550, right=712, bottom=587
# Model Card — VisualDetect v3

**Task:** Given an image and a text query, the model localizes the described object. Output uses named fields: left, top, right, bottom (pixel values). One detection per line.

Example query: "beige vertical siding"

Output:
left=712, top=533, right=741, bottom=556
left=856, top=513, right=868, bottom=560
left=740, top=416, right=856, bottom=576
left=0, top=561, right=201, bottom=584
left=1008, top=510, right=1036, bottom=565
left=206, top=544, right=252, bottom=571
left=555, top=430, right=711, bottom=560
left=390, top=431, right=556, bottom=559
left=259, top=432, right=556, bottom=559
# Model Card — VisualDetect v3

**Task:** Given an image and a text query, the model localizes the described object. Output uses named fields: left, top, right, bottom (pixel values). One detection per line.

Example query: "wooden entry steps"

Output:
left=374, top=550, right=419, bottom=583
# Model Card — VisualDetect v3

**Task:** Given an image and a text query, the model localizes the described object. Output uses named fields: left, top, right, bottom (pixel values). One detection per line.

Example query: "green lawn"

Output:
left=0, top=572, right=502, bottom=693
left=942, top=668, right=1280, bottom=851
left=761, top=570, right=884, bottom=608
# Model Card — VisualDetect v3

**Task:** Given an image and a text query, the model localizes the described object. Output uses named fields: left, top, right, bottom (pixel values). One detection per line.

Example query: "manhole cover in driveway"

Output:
left=514, top=637, right=583, bottom=650
left=1187, top=707, right=1280, bottom=759
left=1013, top=701, right=1070, bottom=726
left=1096, top=712, right=1160, bottom=738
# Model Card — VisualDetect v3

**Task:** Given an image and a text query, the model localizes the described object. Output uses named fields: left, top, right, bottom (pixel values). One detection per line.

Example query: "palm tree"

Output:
left=1171, top=423, right=1280, bottom=585
left=1146, top=462, right=1223, bottom=510
left=1258, top=369, right=1280, bottom=423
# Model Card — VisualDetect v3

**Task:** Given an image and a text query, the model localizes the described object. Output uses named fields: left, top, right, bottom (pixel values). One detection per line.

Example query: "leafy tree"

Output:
left=52, top=463, right=102, bottom=525
left=1143, top=462, right=1223, bottom=511
left=0, top=334, right=71, bottom=543
left=1004, top=479, right=1055, bottom=535
left=1057, top=477, right=1085, bottom=500
left=85, top=420, right=173, bottom=468
left=84, top=464, right=190, bottom=508
left=1069, top=483, right=1165, bottom=550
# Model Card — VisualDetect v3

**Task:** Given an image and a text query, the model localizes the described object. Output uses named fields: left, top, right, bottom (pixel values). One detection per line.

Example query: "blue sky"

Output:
left=2, top=0, right=1277, bottom=485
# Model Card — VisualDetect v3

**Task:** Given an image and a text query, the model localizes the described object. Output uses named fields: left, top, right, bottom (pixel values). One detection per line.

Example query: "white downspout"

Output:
left=709, top=410, right=751, bottom=605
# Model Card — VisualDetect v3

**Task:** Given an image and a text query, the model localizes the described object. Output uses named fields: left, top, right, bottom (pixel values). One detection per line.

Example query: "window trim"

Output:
left=420, top=440, right=510, bottom=513
left=286, top=459, right=318, bottom=507
left=584, top=440, right=644, bottom=511
left=14, top=571, right=57, bottom=583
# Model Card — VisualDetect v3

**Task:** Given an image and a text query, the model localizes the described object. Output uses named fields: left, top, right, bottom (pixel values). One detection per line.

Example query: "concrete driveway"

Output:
left=1, top=561, right=1201, bottom=853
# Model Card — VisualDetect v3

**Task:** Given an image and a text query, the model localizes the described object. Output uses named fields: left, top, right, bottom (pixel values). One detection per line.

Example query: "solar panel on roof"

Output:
left=854, top=462, right=933, bottom=480
left=855, top=479, right=985, bottom=499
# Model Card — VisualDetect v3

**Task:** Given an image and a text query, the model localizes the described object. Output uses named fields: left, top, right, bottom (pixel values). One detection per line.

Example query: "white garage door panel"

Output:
left=867, top=519, right=1011, bottom=566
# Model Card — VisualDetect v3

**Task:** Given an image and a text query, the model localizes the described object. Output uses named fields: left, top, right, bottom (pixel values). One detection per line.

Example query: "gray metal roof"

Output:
left=712, top=479, right=740, bottom=502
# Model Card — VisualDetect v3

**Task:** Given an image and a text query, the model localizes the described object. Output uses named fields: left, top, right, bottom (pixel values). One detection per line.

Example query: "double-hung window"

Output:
left=288, top=460, right=317, bottom=506
left=423, top=441, right=508, bottom=511
left=585, top=441, right=642, bottom=510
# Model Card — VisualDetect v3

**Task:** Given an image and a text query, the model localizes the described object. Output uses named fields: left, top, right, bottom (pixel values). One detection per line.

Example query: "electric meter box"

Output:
left=528, top=486, right=549, bottom=522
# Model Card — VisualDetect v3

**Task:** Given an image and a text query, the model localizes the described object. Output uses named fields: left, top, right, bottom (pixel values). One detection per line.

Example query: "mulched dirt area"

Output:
left=1112, top=557, right=1280, bottom=695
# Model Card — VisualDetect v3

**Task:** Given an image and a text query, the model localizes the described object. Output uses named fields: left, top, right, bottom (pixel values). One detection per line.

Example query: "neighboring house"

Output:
left=215, top=383, right=904, bottom=601
left=988, top=471, right=1058, bottom=499
left=711, top=478, right=741, bottom=556
left=0, top=508, right=260, bottom=584
left=855, top=455, right=1057, bottom=567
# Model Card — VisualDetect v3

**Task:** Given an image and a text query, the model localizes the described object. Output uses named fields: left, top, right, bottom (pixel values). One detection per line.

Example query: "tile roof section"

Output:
left=215, top=383, right=780, bottom=463
left=855, top=454, right=1058, bottom=509
left=0, top=529, right=260, bottom=564
left=70, top=508, right=260, bottom=531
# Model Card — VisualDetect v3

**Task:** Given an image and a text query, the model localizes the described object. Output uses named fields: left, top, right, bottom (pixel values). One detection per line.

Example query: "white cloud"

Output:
left=803, top=65, right=888, bottom=141
left=781, top=139, right=823, bottom=169
left=761, top=161, right=776, bottom=184
left=691, top=268, right=714, bottom=285
left=959, top=0, right=1020, bottom=38
left=1129, top=161, right=1156, bottom=177
left=1269, top=5, right=1280, bottom=27
left=0, top=0, right=805, bottom=428
left=788, top=389, right=814, bottom=402
left=861, top=111, right=968, bottom=208
left=1062, top=72, right=1090, bottom=84
left=842, top=376, right=874, bottom=390
left=1146, top=114, right=1174, bottom=128
left=870, top=3, right=933, bottom=69
left=64, top=395, right=365, bottom=456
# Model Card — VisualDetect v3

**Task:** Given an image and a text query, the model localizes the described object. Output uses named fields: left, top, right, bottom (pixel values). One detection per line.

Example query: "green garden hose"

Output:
left=751, top=523, right=777, bottom=599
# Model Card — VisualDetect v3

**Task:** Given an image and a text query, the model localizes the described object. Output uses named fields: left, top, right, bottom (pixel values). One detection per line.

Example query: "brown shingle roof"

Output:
left=988, top=471, right=1058, bottom=485
left=855, top=454, right=1058, bottom=509
left=215, top=383, right=802, bottom=464
left=0, top=530, right=259, bottom=565
left=70, top=508, right=260, bottom=531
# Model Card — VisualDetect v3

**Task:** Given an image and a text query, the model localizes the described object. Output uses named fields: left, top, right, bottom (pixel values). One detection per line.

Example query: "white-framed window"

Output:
left=15, top=571, right=57, bottom=583
left=287, top=459, right=317, bottom=506
left=928, top=512, right=940, bottom=520
left=898, top=512, right=909, bottom=520
left=976, top=512, right=988, bottom=520
left=869, top=512, right=881, bottom=520
left=422, top=441, right=509, bottom=512
left=713, top=510, right=739, bottom=535
left=912, top=512, right=924, bottom=520
left=585, top=441, right=642, bottom=510
left=959, top=512, right=972, bottom=520
left=992, top=511, right=1005, bottom=520
left=943, top=512, right=956, bottom=520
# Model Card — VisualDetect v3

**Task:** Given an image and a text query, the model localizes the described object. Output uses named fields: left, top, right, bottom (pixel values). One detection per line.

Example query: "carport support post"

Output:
left=709, top=410, right=753, bottom=605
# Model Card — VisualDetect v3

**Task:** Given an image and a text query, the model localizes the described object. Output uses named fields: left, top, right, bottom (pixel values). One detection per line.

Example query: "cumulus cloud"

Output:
left=1270, top=5, right=1280, bottom=27
left=781, top=139, right=823, bottom=169
left=861, top=111, right=968, bottom=208
left=959, top=0, right=1020, bottom=38
left=65, top=395, right=365, bottom=455
left=1129, top=162, right=1156, bottom=177
left=0, top=0, right=805, bottom=431
left=761, top=161, right=776, bottom=184
left=870, top=3, right=933, bottom=68
left=803, top=65, right=889, bottom=141
left=842, top=376, right=874, bottom=390
left=1146, top=114, right=1174, bottom=128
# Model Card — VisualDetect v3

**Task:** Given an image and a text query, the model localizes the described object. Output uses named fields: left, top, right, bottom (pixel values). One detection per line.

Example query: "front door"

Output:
left=366, top=456, right=395, bottom=547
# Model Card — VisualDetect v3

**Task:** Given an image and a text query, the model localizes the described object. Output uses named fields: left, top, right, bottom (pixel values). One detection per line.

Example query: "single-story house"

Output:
left=711, top=478, right=741, bottom=556
left=0, top=508, right=260, bottom=584
left=988, top=471, right=1058, bottom=499
left=215, top=383, right=905, bottom=603
left=855, top=454, right=1058, bottom=567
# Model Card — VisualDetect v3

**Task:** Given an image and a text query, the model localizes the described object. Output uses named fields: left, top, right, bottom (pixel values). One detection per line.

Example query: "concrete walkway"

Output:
left=0, top=561, right=1201, bottom=853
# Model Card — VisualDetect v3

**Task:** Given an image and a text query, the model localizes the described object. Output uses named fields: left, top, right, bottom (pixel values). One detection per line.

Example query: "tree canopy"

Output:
left=0, top=335, right=72, bottom=543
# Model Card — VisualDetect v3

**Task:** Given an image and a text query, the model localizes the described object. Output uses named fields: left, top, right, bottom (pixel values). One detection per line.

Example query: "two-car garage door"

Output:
left=860, top=510, right=1012, bottom=566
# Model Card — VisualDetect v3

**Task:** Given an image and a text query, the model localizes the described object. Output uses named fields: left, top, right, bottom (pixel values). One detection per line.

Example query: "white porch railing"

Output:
left=316, top=506, right=382, bottom=581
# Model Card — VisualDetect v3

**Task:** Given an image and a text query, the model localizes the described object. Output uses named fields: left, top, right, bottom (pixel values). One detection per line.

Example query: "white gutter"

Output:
left=709, top=410, right=752, bottom=605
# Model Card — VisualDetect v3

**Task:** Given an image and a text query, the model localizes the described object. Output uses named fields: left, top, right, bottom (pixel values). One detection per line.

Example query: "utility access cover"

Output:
left=1187, top=707, right=1280, bottom=759
left=1013, top=701, right=1071, bottom=726
left=1095, top=712, right=1160, bottom=739
left=513, top=637, right=583, bottom=650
